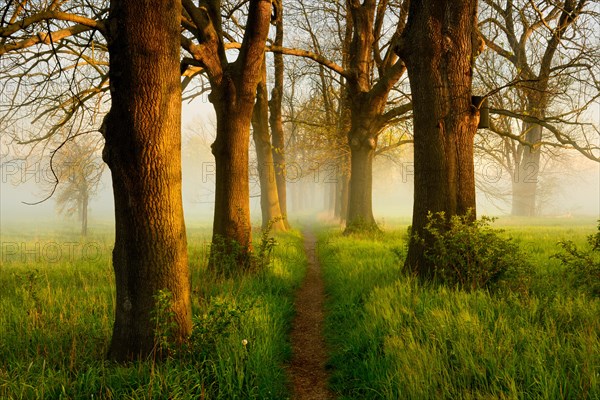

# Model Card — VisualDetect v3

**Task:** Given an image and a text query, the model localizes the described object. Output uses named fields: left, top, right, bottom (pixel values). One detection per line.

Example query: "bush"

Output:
left=208, top=218, right=281, bottom=276
left=416, top=212, right=532, bottom=292
left=186, top=298, right=247, bottom=361
left=554, top=222, right=600, bottom=297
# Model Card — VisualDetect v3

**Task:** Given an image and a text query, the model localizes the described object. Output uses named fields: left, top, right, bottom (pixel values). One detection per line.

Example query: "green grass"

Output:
left=0, top=224, right=306, bottom=399
left=2, top=217, right=598, bottom=399
left=319, top=218, right=599, bottom=399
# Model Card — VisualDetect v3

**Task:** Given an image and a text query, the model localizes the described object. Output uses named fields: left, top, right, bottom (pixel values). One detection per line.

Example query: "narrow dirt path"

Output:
left=288, top=229, right=333, bottom=400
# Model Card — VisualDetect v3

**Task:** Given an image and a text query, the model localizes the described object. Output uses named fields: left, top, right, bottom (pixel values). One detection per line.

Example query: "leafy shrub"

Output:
left=416, top=212, right=532, bottom=292
left=554, top=222, right=600, bottom=297
left=208, top=235, right=250, bottom=276
left=185, top=298, right=247, bottom=362
left=208, top=218, right=280, bottom=276
left=254, top=217, right=281, bottom=270
left=150, top=290, right=248, bottom=361
left=151, top=289, right=178, bottom=358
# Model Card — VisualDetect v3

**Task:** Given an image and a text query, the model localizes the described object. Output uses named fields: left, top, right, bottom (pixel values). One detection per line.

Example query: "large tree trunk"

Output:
left=182, top=0, right=272, bottom=270
left=269, top=1, right=290, bottom=230
left=343, top=1, right=406, bottom=233
left=346, top=127, right=377, bottom=231
left=103, top=0, right=191, bottom=361
left=344, top=2, right=379, bottom=233
left=210, top=77, right=255, bottom=267
left=253, top=60, right=286, bottom=231
left=398, top=0, right=480, bottom=279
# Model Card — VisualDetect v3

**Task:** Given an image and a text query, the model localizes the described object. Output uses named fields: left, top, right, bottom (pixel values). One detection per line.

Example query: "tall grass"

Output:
left=319, top=219, right=599, bottom=399
left=0, top=224, right=306, bottom=399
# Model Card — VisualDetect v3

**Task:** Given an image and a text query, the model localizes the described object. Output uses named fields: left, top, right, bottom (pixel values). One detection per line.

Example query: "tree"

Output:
left=252, top=57, right=286, bottom=231
left=52, top=135, right=105, bottom=236
left=271, top=0, right=412, bottom=231
left=102, top=0, right=191, bottom=360
left=344, top=0, right=410, bottom=232
left=180, top=0, right=272, bottom=268
left=479, top=0, right=599, bottom=216
left=397, top=0, right=483, bottom=278
left=1, top=0, right=193, bottom=361
left=268, top=0, right=291, bottom=229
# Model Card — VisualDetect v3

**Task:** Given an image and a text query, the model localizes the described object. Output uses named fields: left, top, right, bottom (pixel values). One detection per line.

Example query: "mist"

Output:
left=1, top=103, right=598, bottom=232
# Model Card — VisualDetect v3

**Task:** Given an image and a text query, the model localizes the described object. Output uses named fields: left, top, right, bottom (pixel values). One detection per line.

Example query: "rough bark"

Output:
left=397, top=0, right=480, bottom=279
left=252, top=59, right=286, bottom=231
left=103, top=0, right=191, bottom=360
left=211, top=81, right=255, bottom=266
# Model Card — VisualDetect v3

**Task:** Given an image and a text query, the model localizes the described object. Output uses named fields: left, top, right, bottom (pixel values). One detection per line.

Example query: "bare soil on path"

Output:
left=288, top=229, right=333, bottom=400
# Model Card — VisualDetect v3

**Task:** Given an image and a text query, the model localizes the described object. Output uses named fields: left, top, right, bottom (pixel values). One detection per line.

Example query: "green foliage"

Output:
left=209, top=217, right=281, bottom=276
left=186, top=298, right=246, bottom=360
left=416, top=212, right=532, bottom=292
left=254, top=217, right=282, bottom=270
left=0, top=225, right=306, bottom=399
left=554, top=221, right=600, bottom=297
left=208, top=234, right=250, bottom=276
left=151, top=289, right=178, bottom=358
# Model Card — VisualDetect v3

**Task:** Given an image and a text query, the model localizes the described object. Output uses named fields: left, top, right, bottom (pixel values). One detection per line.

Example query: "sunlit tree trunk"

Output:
left=346, top=123, right=378, bottom=231
left=343, top=0, right=408, bottom=233
left=180, top=0, right=272, bottom=269
left=103, top=0, right=191, bottom=361
left=211, top=78, right=255, bottom=265
left=397, top=0, right=480, bottom=279
left=269, top=1, right=291, bottom=229
left=253, top=59, right=286, bottom=231
left=344, top=1, right=378, bottom=232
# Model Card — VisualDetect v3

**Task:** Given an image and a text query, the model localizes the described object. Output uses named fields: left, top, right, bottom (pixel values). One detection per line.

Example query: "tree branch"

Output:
left=0, top=11, right=105, bottom=37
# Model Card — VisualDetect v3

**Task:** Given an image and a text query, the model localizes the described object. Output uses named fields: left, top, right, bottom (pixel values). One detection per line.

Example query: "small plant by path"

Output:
left=288, top=230, right=333, bottom=400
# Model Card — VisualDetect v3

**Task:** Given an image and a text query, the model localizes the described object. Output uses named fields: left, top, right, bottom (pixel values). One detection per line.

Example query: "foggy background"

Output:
left=1, top=99, right=599, bottom=230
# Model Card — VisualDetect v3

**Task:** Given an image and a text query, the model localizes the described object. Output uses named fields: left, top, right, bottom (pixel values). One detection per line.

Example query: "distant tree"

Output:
left=268, top=0, right=291, bottom=229
left=478, top=0, right=600, bottom=216
left=252, top=56, right=286, bottom=231
left=52, top=135, right=105, bottom=236
left=343, top=0, right=411, bottom=232
left=270, top=0, right=412, bottom=231
left=397, top=0, right=483, bottom=279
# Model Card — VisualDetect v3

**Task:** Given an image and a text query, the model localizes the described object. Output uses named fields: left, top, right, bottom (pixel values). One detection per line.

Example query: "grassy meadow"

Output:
left=0, top=222, right=306, bottom=399
left=319, top=217, right=599, bottom=399
left=0, top=217, right=598, bottom=399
